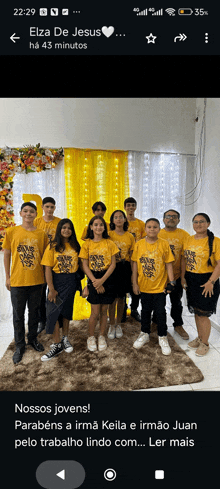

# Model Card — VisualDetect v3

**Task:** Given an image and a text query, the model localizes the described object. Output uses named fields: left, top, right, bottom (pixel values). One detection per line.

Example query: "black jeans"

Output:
left=38, top=283, right=47, bottom=323
left=152, top=277, right=183, bottom=328
left=10, top=284, right=44, bottom=350
left=141, top=292, right=167, bottom=337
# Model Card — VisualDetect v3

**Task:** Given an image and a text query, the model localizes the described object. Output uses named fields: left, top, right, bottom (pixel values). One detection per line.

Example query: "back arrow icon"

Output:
left=174, top=33, right=187, bottom=42
left=10, top=33, right=20, bottom=43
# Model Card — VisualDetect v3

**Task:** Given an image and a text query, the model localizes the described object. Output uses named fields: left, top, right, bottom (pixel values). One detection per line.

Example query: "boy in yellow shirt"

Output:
left=3, top=202, right=48, bottom=364
left=124, top=197, right=146, bottom=322
left=34, top=196, right=61, bottom=333
left=131, top=218, right=175, bottom=355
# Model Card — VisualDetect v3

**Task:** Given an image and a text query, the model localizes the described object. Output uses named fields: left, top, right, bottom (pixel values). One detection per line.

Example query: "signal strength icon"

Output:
left=137, top=8, right=148, bottom=15
left=165, top=8, right=176, bottom=16
left=152, top=8, right=163, bottom=15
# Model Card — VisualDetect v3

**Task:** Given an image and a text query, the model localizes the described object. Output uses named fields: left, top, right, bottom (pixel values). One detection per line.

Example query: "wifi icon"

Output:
left=165, top=8, right=176, bottom=16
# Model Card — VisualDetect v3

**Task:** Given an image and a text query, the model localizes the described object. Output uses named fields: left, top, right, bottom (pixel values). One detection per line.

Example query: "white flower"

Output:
left=31, top=164, right=37, bottom=171
left=6, top=204, right=13, bottom=211
left=7, top=193, right=13, bottom=199
left=45, top=149, right=52, bottom=156
left=3, top=183, right=11, bottom=189
left=45, top=163, right=52, bottom=169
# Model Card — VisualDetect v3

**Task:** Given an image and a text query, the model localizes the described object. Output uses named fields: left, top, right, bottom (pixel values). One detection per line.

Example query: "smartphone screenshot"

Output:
left=0, top=4, right=220, bottom=488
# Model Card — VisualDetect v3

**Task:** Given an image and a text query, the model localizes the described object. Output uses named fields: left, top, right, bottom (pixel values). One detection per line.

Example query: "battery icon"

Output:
left=178, top=8, right=193, bottom=15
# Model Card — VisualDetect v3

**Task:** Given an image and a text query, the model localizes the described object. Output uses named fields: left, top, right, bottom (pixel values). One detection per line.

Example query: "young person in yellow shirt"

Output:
left=131, top=218, right=175, bottom=355
left=2, top=202, right=48, bottom=364
left=41, top=218, right=81, bottom=361
left=124, top=197, right=146, bottom=322
left=108, top=210, right=135, bottom=339
left=181, top=213, right=220, bottom=356
left=79, top=216, right=119, bottom=352
left=34, top=196, right=61, bottom=334
left=81, top=201, right=110, bottom=241
left=151, top=209, right=190, bottom=339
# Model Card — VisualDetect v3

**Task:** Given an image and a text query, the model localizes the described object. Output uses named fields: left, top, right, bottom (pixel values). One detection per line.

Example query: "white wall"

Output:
left=0, top=98, right=196, bottom=154
left=193, top=98, right=220, bottom=238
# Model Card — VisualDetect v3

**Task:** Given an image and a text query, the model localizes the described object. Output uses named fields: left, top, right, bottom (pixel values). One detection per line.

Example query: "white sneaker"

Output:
left=115, top=325, right=123, bottom=338
left=158, top=336, right=171, bottom=355
left=98, top=335, right=107, bottom=351
left=133, top=332, right=150, bottom=349
left=108, top=326, right=116, bottom=339
left=87, top=336, right=97, bottom=352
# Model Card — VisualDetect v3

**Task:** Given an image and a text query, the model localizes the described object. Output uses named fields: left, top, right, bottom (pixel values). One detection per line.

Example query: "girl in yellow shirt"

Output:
left=131, top=218, right=175, bottom=355
left=41, top=218, right=81, bottom=361
left=181, top=213, right=220, bottom=356
left=108, top=210, right=135, bottom=340
left=79, top=216, right=119, bottom=352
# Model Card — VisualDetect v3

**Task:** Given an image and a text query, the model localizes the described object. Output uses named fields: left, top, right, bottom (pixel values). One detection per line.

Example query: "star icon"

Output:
left=146, top=33, right=157, bottom=44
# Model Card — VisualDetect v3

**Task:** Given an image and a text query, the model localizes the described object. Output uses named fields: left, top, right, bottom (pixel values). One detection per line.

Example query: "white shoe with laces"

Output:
left=115, top=325, right=123, bottom=338
left=108, top=326, right=116, bottom=339
left=133, top=332, right=150, bottom=349
left=158, top=336, right=171, bottom=355
left=87, top=336, right=97, bottom=352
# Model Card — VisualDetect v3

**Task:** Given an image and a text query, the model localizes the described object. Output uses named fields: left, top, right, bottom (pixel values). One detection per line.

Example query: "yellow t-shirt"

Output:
left=131, top=237, right=175, bottom=293
left=158, top=228, right=190, bottom=280
left=127, top=218, right=146, bottom=242
left=33, top=216, right=61, bottom=244
left=2, top=225, right=48, bottom=287
left=79, top=238, right=119, bottom=271
left=182, top=235, right=220, bottom=273
left=81, top=222, right=110, bottom=241
left=109, top=230, right=135, bottom=262
left=41, top=242, right=79, bottom=274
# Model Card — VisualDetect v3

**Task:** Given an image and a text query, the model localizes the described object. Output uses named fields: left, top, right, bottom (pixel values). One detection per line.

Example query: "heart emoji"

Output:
left=102, top=26, right=114, bottom=38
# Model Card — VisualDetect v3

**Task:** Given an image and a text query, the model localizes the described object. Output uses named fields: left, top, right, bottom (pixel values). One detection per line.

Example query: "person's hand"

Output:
left=181, top=278, right=187, bottom=290
left=96, top=285, right=105, bottom=294
left=48, top=289, right=58, bottom=303
left=92, top=278, right=103, bottom=290
left=133, top=283, right=140, bottom=295
left=5, top=278, right=11, bottom=291
left=200, top=281, right=214, bottom=298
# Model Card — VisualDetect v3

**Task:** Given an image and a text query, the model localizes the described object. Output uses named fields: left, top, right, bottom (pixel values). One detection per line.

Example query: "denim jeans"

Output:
left=10, top=284, right=44, bottom=349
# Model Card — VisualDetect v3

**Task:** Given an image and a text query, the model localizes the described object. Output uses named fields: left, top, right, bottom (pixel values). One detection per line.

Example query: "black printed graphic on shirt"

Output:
left=57, top=255, right=72, bottom=273
left=90, top=254, right=105, bottom=271
left=170, top=244, right=175, bottom=257
left=17, top=244, right=36, bottom=269
left=184, top=249, right=197, bottom=271
left=139, top=256, right=156, bottom=278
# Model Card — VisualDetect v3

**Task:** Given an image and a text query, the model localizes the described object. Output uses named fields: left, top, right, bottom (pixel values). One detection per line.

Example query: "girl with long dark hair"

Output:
left=41, top=218, right=81, bottom=361
left=79, top=215, right=119, bottom=352
left=181, top=213, right=220, bottom=356
left=108, top=210, right=135, bottom=339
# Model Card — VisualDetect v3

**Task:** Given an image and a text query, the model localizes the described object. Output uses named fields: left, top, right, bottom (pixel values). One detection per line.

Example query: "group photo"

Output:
left=0, top=97, right=220, bottom=391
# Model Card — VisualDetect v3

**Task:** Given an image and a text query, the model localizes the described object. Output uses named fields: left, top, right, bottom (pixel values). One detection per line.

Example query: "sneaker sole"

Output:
left=41, top=350, right=63, bottom=362
left=133, top=339, right=150, bottom=349
left=63, top=347, right=74, bottom=353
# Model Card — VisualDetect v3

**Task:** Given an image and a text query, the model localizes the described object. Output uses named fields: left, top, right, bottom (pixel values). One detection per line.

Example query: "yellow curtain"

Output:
left=64, top=148, right=130, bottom=319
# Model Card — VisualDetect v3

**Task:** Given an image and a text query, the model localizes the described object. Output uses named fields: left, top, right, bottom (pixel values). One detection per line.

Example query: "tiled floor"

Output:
left=1, top=304, right=220, bottom=391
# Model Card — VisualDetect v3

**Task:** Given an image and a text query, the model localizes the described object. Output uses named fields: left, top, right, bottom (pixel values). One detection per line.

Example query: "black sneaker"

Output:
left=130, top=310, right=141, bottom=322
left=41, top=343, right=63, bottom=362
left=62, top=336, right=73, bottom=353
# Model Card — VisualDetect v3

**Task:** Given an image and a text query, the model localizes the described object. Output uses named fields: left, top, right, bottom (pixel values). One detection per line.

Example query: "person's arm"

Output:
left=131, top=261, right=140, bottom=295
left=165, top=262, right=174, bottom=282
left=181, top=256, right=187, bottom=289
left=4, top=249, right=11, bottom=291
left=45, top=266, right=58, bottom=303
left=200, top=260, right=220, bottom=297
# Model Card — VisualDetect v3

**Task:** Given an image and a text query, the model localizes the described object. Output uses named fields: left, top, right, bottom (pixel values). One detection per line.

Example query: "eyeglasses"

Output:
left=164, top=215, right=179, bottom=219
left=193, top=220, right=207, bottom=224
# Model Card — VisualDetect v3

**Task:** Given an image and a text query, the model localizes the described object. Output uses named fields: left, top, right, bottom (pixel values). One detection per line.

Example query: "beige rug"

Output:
left=0, top=318, right=204, bottom=391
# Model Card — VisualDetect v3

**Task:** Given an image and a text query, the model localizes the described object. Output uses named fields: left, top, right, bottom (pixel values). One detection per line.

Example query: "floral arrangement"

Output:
left=0, top=144, right=64, bottom=250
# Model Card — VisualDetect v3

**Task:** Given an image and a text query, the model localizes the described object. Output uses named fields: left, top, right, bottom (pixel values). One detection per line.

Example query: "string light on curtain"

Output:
left=142, top=153, right=149, bottom=216
left=159, top=153, right=165, bottom=218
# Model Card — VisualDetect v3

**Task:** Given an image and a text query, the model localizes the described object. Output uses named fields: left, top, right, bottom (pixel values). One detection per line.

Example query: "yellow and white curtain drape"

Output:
left=64, top=148, right=130, bottom=319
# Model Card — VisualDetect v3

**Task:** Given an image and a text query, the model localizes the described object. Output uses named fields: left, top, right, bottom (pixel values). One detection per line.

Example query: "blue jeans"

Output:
left=141, top=292, right=167, bottom=337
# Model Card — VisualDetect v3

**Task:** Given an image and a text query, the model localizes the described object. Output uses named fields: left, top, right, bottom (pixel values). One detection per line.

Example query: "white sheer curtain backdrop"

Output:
left=0, top=162, right=66, bottom=321
left=127, top=152, right=195, bottom=229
